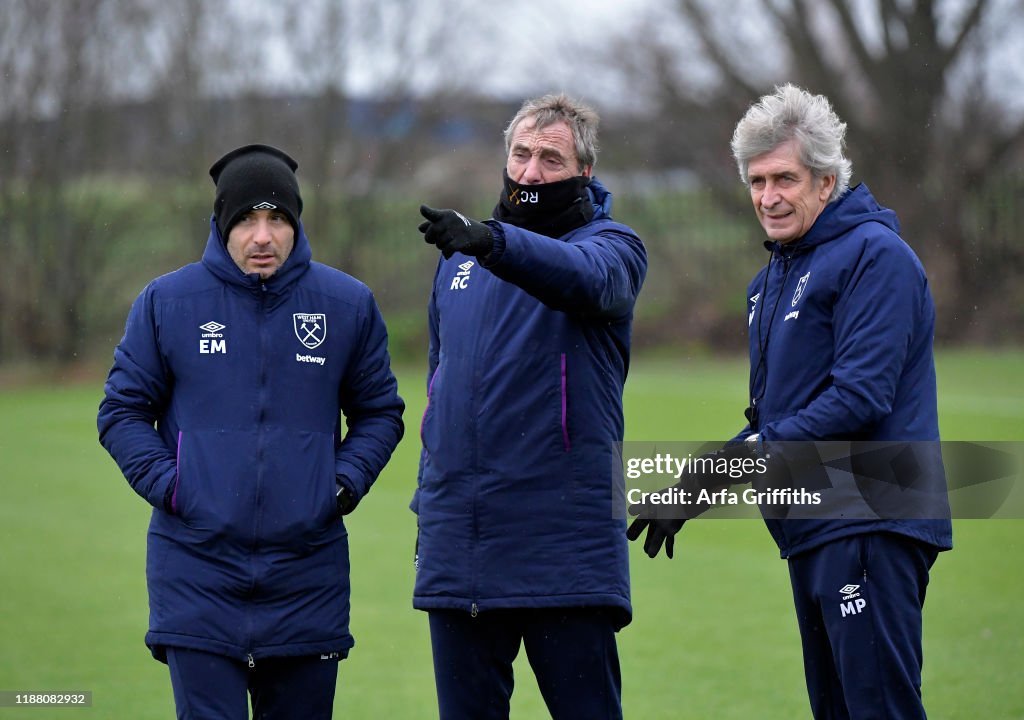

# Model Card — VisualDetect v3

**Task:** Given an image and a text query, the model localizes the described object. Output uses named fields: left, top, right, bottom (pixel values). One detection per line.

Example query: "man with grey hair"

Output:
left=629, top=84, right=951, bottom=718
left=412, top=93, right=647, bottom=719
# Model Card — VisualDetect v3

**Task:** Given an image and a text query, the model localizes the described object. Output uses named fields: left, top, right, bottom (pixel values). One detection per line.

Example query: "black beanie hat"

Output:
left=209, top=144, right=303, bottom=240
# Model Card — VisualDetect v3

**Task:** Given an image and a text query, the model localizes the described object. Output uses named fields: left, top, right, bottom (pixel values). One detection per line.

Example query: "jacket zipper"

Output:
left=752, top=254, right=793, bottom=421
left=246, top=281, right=269, bottom=661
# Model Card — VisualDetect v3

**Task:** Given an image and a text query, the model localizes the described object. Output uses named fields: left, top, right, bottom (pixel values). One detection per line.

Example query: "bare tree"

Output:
left=279, top=0, right=483, bottom=268
left=0, top=0, right=171, bottom=362
left=613, top=0, right=1024, bottom=339
left=0, top=0, right=505, bottom=365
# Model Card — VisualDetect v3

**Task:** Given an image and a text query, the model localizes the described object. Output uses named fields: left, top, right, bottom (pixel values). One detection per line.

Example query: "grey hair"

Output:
left=730, top=83, right=852, bottom=202
left=503, top=93, right=599, bottom=171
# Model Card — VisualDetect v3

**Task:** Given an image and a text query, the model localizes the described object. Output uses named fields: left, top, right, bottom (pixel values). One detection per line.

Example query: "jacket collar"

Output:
left=587, top=176, right=614, bottom=221
left=201, top=215, right=312, bottom=297
left=764, top=183, right=898, bottom=258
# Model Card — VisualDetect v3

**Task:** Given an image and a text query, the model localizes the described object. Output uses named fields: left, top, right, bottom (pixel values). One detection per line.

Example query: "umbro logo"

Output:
left=839, top=583, right=866, bottom=618
left=199, top=321, right=226, bottom=354
left=252, top=201, right=277, bottom=210
left=450, top=261, right=474, bottom=291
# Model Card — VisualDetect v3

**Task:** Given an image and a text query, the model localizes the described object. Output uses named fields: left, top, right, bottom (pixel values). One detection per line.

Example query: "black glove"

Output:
left=626, top=512, right=688, bottom=559
left=336, top=477, right=356, bottom=516
left=419, top=204, right=495, bottom=259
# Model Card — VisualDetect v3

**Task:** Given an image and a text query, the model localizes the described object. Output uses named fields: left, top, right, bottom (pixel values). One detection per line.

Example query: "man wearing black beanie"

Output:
left=209, top=144, right=304, bottom=279
left=211, top=144, right=303, bottom=240
left=99, top=144, right=405, bottom=719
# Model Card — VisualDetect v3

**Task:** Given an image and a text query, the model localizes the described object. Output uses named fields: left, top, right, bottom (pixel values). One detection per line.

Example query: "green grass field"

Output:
left=1, top=349, right=1022, bottom=718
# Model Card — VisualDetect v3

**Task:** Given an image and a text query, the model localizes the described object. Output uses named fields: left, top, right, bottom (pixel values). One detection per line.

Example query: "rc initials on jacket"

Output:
left=449, top=261, right=474, bottom=290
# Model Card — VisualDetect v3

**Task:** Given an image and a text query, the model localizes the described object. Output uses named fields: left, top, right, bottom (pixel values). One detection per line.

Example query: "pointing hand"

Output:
left=419, top=205, right=495, bottom=260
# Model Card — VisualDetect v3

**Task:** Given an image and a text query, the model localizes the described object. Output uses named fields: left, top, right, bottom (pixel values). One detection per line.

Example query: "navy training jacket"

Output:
left=740, top=184, right=952, bottom=557
left=98, top=219, right=404, bottom=663
left=411, top=177, right=647, bottom=626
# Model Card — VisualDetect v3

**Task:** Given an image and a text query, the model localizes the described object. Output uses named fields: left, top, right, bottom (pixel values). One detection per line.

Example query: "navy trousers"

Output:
left=787, top=532, right=939, bottom=720
left=428, top=607, right=623, bottom=720
left=166, top=647, right=340, bottom=720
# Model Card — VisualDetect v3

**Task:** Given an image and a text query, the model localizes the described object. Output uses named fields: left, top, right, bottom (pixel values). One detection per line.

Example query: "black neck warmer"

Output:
left=492, top=170, right=595, bottom=238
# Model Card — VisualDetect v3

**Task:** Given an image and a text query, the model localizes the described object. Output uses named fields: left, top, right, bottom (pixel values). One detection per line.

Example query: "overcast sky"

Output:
left=332, top=0, right=1024, bottom=117
left=121, top=0, right=1024, bottom=123
left=260, top=0, right=661, bottom=100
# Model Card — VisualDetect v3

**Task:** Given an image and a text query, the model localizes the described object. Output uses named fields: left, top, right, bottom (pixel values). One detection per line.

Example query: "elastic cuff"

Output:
left=480, top=221, right=506, bottom=266
left=336, top=475, right=358, bottom=515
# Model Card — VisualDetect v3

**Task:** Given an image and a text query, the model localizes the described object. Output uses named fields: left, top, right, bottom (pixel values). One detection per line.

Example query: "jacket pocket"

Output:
left=173, top=429, right=259, bottom=537
left=171, top=427, right=336, bottom=545
left=474, top=350, right=569, bottom=471
left=170, top=430, right=182, bottom=514
left=258, top=428, right=337, bottom=546
left=419, top=366, right=440, bottom=452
